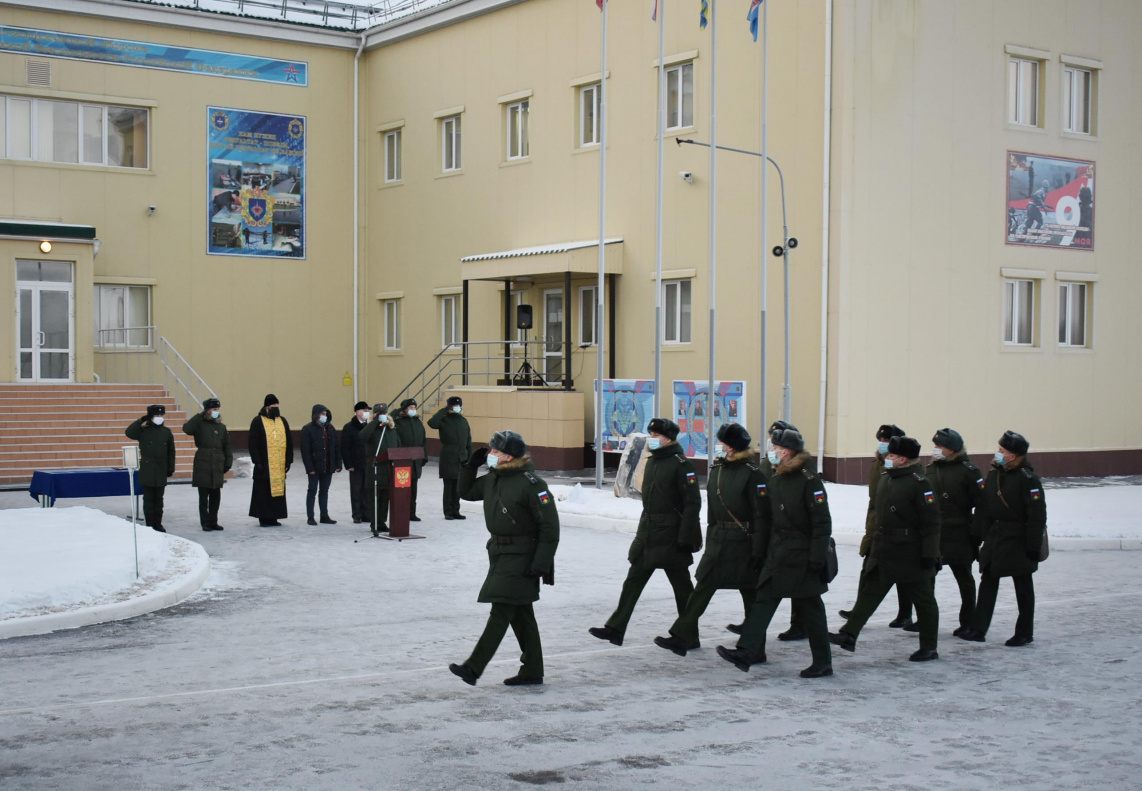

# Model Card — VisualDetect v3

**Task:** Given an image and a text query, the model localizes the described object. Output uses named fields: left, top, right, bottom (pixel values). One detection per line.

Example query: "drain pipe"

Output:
left=352, top=31, right=366, bottom=403
left=816, top=0, right=833, bottom=472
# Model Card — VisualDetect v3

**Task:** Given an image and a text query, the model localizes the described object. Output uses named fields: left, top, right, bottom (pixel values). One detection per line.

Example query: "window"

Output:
left=1063, top=66, right=1093, bottom=134
left=441, top=115, right=461, bottom=172
left=666, top=63, right=694, bottom=130
left=441, top=295, right=458, bottom=348
left=506, top=100, right=530, bottom=160
left=1007, top=58, right=1040, bottom=127
left=94, top=285, right=151, bottom=348
left=384, top=299, right=401, bottom=350
left=1058, top=282, right=1089, bottom=347
left=1003, top=279, right=1035, bottom=345
left=579, top=83, right=600, bottom=147
left=663, top=279, right=692, bottom=344
left=0, top=95, right=148, bottom=168
left=579, top=286, right=597, bottom=345
left=384, top=129, right=402, bottom=182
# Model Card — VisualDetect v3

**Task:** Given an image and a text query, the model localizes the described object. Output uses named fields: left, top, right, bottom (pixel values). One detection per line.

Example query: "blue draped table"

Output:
left=29, top=468, right=142, bottom=508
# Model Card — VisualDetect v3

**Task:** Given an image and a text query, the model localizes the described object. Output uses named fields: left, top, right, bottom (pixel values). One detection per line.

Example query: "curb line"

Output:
left=0, top=536, right=212, bottom=640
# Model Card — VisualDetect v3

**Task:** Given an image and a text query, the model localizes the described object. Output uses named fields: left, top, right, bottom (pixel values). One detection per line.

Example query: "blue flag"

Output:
left=748, top=0, right=764, bottom=41
left=700, top=0, right=708, bottom=28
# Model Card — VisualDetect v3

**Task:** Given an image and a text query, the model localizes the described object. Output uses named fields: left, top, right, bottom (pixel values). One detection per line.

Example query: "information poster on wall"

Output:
left=208, top=107, right=306, bottom=259
left=594, top=379, right=656, bottom=453
left=1006, top=151, right=1094, bottom=250
left=672, top=380, right=747, bottom=459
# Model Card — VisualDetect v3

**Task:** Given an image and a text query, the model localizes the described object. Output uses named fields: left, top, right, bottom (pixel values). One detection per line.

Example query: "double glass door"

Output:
left=16, top=260, right=74, bottom=381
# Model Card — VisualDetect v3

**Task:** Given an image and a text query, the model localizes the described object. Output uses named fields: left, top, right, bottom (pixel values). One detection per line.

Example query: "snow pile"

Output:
left=0, top=506, right=194, bottom=621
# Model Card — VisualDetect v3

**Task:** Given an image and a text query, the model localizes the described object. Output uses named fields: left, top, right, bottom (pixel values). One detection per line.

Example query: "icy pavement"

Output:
left=0, top=465, right=1140, bottom=789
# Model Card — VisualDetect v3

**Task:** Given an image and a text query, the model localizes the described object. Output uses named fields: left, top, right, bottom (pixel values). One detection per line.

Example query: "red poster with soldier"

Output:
left=1007, top=151, right=1094, bottom=250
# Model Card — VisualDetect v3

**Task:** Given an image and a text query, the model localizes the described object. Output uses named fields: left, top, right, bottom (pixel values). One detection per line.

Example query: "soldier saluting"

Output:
left=449, top=430, right=559, bottom=687
left=654, top=422, right=763, bottom=657
left=589, top=418, right=702, bottom=647
left=830, top=435, right=942, bottom=662
left=957, top=431, right=1045, bottom=647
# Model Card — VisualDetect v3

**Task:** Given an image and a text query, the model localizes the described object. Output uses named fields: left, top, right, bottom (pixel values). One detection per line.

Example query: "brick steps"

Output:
left=0, top=384, right=205, bottom=487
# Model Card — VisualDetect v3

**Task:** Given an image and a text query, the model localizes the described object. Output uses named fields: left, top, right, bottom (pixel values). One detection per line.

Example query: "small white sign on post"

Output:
left=122, top=445, right=141, bottom=579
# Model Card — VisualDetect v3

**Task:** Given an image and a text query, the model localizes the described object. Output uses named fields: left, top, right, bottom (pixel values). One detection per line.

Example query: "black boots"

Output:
left=588, top=626, right=624, bottom=646
left=909, top=648, right=939, bottom=662
left=888, top=616, right=914, bottom=629
left=837, top=609, right=853, bottom=620
left=902, top=621, right=921, bottom=633
left=307, top=517, right=318, bottom=526
left=726, top=623, right=744, bottom=635
left=777, top=628, right=807, bottom=642
left=653, top=635, right=699, bottom=657
left=829, top=631, right=857, bottom=652
left=320, top=515, right=337, bottom=524
left=799, top=663, right=834, bottom=678
left=504, top=675, right=543, bottom=686
left=449, top=663, right=477, bottom=686
left=956, top=628, right=986, bottom=643
left=1005, top=635, right=1033, bottom=647
left=715, top=646, right=766, bottom=672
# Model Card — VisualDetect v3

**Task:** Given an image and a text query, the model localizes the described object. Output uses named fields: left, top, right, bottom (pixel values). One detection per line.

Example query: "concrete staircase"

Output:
left=0, top=383, right=197, bottom=487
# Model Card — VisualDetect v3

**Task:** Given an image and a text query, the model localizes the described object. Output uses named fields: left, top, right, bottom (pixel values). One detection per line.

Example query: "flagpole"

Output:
left=595, top=0, right=608, bottom=489
left=707, top=0, right=717, bottom=466
left=760, top=0, right=769, bottom=430
left=654, top=0, right=665, bottom=416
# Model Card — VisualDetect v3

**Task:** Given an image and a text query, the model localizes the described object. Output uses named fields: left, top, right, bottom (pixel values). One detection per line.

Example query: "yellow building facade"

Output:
left=1, top=0, right=1137, bottom=479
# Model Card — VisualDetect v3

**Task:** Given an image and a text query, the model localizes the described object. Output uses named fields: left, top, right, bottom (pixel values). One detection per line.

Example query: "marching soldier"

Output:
left=716, top=428, right=834, bottom=678
left=589, top=418, right=702, bottom=647
left=926, top=428, right=984, bottom=636
left=654, top=422, right=763, bottom=656
left=830, top=435, right=942, bottom=662
left=361, top=403, right=400, bottom=536
left=125, top=404, right=176, bottom=532
left=839, top=424, right=915, bottom=630
left=428, top=395, right=472, bottom=520
left=958, top=431, right=1045, bottom=647
left=182, top=397, right=233, bottom=531
left=449, top=431, right=559, bottom=686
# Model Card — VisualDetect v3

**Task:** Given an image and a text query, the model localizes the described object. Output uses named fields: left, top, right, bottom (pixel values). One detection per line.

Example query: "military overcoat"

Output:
left=696, top=451, right=766, bottom=589
left=125, top=417, right=176, bottom=487
left=976, top=459, right=1047, bottom=578
left=182, top=412, right=233, bottom=489
left=394, top=414, right=427, bottom=479
left=869, top=462, right=942, bottom=584
left=755, top=451, right=833, bottom=598
left=627, top=443, right=703, bottom=570
left=925, top=451, right=985, bottom=565
left=427, top=408, right=472, bottom=479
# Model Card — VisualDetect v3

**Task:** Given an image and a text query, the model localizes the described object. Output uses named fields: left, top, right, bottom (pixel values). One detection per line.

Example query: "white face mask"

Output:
left=713, top=444, right=727, bottom=459
left=357, top=410, right=370, bottom=421
left=406, top=408, right=417, bottom=418
left=487, top=454, right=500, bottom=468
left=151, top=416, right=164, bottom=425
left=452, top=406, right=462, bottom=414
left=211, top=411, right=220, bottom=420
left=767, top=450, right=779, bottom=465
left=884, top=458, right=895, bottom=469
left=931, top=447, right=943, bottom=459
left=318, top=415, right=328, bottom=424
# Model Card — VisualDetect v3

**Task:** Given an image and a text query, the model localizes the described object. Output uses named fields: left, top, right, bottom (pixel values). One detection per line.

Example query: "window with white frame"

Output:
left=441, top=115, right=461, bottom=172
left=441, top=295, right=458, bottom=348
left=579, top=286, right=597, bottom=345
left=1058, top=281, right=1090, bottom=347
left=663, top=279, right=692, bottom=344
left=666, top=63, right=695, bottom=130
left=384, top=299, right=401, bottom=350
left=1003, top=279, right=1035, bottom=346
left=1063, top=66, right=1093, bottom=134
left=1, top=95, right=148, bottom=168
left=506, top=100, right=530, bottom=160
left=384, top=129, right=402, bottom=182
left=1007, top=57, right=1040, bottom=127
left=579, top=83, right=600, bottom=147
left=94, top=285, right=152, bottom=348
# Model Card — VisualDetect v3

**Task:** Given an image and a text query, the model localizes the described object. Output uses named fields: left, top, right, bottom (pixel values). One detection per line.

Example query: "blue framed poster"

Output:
left=594, top=379, right=656, bottom=453
left=672, top=380, right=747, bottom=459
left=207, top=108, right=306, bottom=259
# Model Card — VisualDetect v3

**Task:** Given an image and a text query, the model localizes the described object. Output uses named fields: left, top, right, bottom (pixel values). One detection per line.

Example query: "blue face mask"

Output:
left=452, top=406, right=462, bottom=414
left=767, top=450, right=779, bottom=465
left=647, top=438, right=661, bottom=451
left=211, top=411, right=220, bottom=420
left=487, top=454, right=500, bottom=469
left=878, top=441, right=890, bottom=455
left=318, top=415, right=328, bottom=424
left=884, top=458, right=895, bottom=469
left=714, top=444, right=727, bottom=459
left=994, top=451, right=1007, bottom=465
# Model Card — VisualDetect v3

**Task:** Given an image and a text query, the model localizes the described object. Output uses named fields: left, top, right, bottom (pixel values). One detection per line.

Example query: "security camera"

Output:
left=680, top=171, right=694, bottom=184
left=147, top=206, right=156, bottom=215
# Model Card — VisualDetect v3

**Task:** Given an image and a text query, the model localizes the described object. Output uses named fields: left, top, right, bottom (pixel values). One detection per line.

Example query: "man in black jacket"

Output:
left=342, top=401, right=372, bottom=524
left=301, top=404, right=341, bottom=525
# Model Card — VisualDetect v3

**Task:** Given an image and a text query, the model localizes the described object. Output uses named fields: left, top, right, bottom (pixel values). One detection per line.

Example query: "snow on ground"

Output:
left=0, top=506, right=199, bottom=622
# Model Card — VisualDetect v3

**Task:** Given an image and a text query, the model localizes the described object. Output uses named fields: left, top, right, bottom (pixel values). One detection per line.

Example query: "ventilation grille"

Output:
left=26, top=59, right=51, bottom=87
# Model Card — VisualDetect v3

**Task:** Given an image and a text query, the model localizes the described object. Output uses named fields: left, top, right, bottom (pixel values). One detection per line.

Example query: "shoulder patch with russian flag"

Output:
left=685, top=471, right=697, bottom=485
left=538, top=490, right=551, bottom=505
left=923, top=491, right=935, bottom=504
left=757, top=483, right=768, bottom=497
left=1030, top=488, right=1041, bottom=500
left=976, top=477, right=986, bottom=490
left=813, top=490, right=825, bottom=504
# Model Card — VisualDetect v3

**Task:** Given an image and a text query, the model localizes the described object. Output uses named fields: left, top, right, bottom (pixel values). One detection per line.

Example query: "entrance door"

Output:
left=16, top=260, right=75, bottom=381
left=542, top=289, right=563, bottom=381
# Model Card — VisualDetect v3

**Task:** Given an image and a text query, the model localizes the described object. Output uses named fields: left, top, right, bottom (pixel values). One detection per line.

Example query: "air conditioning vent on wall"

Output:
left=26, top=59, right=52, bottom=87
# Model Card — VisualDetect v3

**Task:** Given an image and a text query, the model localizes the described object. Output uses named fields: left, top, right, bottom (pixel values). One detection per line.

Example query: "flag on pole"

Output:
left=596, top=0, right=604, bottom=8
left=748, top=0, right=763, bottom=41
left=700, top=0, right=708, bottom=28
left=652, top=0, right=658, bottom=21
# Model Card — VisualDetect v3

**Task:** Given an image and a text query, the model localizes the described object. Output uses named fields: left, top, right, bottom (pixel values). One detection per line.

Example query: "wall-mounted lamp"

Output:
left=39, top=241, right=52, bottom=254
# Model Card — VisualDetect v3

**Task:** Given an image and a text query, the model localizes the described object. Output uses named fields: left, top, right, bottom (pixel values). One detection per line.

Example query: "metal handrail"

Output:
left=96, top=325, right=155, bottom=350
left=159, top=336, right=218, bottom=412
left=92, top=327, right=216, bottom=414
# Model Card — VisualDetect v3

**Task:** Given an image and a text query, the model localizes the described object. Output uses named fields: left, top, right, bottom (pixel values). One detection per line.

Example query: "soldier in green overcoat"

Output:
left=926, top=427, right=984, bottom=634
left=589, top=418, right=702, bottom=647
left=654, top=422, right=763, bottom=656
left=360, top=404, right=401, bottom=535
left=427, top=394, right=472, bottom=520
left=958, top=431, right=1046, bottom=647
left=838, top=424, right=915, bottom=629
left=182, top=397, right=233, bottom=531
left=717, top=428, right=834, bottom=678
left=125, top=404, right=176, bottom=532
left=394, top=398, right=427, bottom=521
left=831, top=435, right=942, bottom=662
left=449, top=430, right=559, bottom=687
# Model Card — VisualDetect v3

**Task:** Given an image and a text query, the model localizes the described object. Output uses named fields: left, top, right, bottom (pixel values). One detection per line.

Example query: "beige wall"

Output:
left=828, top=0, right=1141, bottom=460
left=0, top=6, right=358, bottom=423
left=361, top=0, right=829, bottom=451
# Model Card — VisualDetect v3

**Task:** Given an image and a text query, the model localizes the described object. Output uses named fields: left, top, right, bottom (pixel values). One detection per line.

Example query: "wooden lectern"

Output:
left=378, top=447, right=426, bottom=540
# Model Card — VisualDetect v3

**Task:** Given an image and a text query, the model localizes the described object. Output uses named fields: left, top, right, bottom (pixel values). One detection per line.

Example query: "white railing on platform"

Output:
left=94, top=327, right=216, bottom=412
